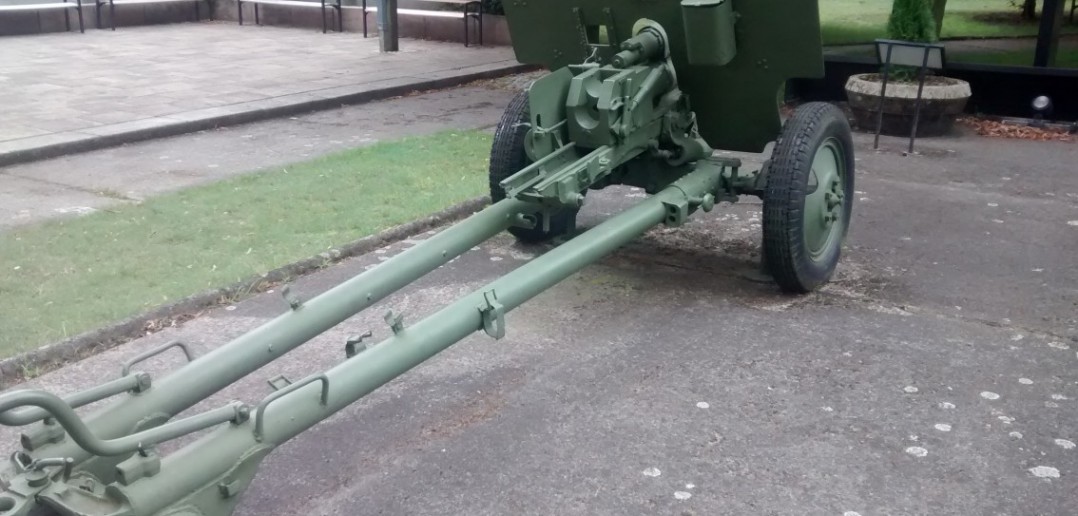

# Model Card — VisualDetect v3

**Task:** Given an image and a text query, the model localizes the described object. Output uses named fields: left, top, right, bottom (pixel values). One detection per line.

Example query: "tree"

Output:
left=1014, top=0, right=1037, bottom=20
left=930, top=0, right=948, bottom=36
left=889, top=0, right=939, bottom=43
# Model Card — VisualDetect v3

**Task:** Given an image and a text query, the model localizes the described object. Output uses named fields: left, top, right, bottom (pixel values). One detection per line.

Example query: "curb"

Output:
left=0, top=196, right=490, bottom=385
left=0, top=63, right=535, bottom=168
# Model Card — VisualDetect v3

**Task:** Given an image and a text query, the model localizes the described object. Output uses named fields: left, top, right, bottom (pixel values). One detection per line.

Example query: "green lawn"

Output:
left=0, top=131, right=492, bottom=358
left=820, top=0, right=1078, bottom=45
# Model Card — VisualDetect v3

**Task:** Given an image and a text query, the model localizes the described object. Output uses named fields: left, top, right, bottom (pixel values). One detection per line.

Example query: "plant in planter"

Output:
left=844, top=0, right=972, bottom=137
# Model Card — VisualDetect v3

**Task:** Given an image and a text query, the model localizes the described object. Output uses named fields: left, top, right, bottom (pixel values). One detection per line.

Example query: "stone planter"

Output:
left=845, top=73, right=971, bottom=137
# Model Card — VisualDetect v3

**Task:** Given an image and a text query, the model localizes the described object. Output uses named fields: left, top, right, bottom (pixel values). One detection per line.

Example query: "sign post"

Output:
left=873, top=39, right=946, bottom=154
left=378, top=0, right=399, bottom=52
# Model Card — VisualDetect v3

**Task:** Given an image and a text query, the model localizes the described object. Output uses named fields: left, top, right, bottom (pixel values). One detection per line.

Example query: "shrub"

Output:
left=888, top=0, right=938, bottom=43
left=886, top=0, right=938, bottom=80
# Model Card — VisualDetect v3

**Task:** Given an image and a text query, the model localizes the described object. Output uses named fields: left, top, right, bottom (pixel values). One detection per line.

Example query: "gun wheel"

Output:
left=762, top=102, right=855, bottom=293
left=489, top=90, right=578, bottom=243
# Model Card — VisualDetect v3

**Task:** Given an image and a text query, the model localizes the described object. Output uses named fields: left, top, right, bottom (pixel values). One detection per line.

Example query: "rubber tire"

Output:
left=762, top=102, right=855, bottom=293
left=488, top=90, right=578, bottom=243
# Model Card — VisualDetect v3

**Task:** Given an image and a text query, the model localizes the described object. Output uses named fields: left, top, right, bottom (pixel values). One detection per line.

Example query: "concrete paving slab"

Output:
left=0, top=83, right=520, bottom=228
left=0, top=174, right=130, bottom=226
left=0, top=131, right=1075, bottom=515
left=0, top=22, right=527, bottom=167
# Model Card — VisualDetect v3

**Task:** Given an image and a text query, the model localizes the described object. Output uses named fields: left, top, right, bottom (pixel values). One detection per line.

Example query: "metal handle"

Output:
left=0, top=373, right=149, bottom=426
left=29, top=457, right=74, bottom=481
left=0, top=389, right=247, bottom=456
left=253, top=374, right=329, bottom=442
left=121, top=341, right=194, bottom=377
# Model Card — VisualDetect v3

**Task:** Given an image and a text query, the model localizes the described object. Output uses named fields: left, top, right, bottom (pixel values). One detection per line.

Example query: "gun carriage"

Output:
left=0, top=1, right=853, bottom=514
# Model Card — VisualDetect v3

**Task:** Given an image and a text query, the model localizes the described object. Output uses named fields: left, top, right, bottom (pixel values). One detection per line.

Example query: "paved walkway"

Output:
left=0, top=22, right=525, bottom=166
left=2, top=132, right=1076, bottom=514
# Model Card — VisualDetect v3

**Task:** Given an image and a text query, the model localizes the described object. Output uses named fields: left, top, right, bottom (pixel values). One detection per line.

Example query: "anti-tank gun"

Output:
left=495, top=0, right=854, bottom=292
left=0, top=2, right=853, bottom=515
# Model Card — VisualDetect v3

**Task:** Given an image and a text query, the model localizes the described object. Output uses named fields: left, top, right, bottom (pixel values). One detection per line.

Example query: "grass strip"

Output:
left=0, top=130, right=492, bottom=358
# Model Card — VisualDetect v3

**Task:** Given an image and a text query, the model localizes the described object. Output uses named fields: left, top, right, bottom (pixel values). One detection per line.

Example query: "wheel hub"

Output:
left=803, top=138, right=846, bottom=260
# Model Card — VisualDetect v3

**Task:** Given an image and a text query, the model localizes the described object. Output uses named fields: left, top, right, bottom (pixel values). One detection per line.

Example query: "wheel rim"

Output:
left=802, top=138, right=846, bottom=261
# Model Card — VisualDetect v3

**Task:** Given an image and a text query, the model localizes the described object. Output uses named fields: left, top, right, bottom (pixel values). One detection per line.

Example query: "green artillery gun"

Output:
left=0, top=1, right=852, bottom=515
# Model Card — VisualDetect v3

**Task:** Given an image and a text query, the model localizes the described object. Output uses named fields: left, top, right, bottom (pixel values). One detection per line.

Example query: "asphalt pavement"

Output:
left=1, top=125, right=1075, bottom=515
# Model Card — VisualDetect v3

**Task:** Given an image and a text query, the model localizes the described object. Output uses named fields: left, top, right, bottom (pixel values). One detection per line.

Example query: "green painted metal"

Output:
left=0, top=199, right=529, bottom=515
left=0, top=5, right=842, bottom=515
left=0, top=374, right=147, bottom=427
left=681, top=0, right=738, bottom=67
left=803, top=138, right=847, bottom=260
left=503, top=0, right=824, bottom=152
left=42, top=165, right=725, bottom=516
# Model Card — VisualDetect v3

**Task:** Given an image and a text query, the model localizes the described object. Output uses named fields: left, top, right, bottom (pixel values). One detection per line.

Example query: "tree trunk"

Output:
left=1022, top=0, right=1037, bottom=20
left=931, top=0, right=947, bottom=37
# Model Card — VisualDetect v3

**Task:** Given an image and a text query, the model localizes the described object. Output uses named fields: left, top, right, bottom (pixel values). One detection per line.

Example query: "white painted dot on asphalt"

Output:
left=905, top=446, right=928, bottom=458
left=987, top=202, right=999, bottom=207
left=696, top=402, right=710, bottom=409
left=843, top=512, right=863, bottom=516
left=904, top=386, right=919, bottom=393
left=1010, top=431, right=1024, bottom=439
left=1067, top=220, right=1078, bottom=226
left=489, top=256, right=503, bottom=262
left=1011, top=334, right=1025, bottom=341
left=1029, top=466, right=1060, bottom=479
left=998, top=415, right=1015, bottom=424
left=981, top=391, right=1001, bottom=400
left=1051, top=394, right=1069, bottom=400
left=225, top=305, right=237, bottom=311
left=1048, top=341, right=1070, bottom=350
left=1019, top=378, right=1034, bottom=385
left=374, top=249, right=387, bottom=254
left=934, top=423, right=952, bottom=432
left=685, top=483, right=695, bottom=490
left=822, top=406, right=834, bottom=412
left=992, top=219, right=1005, bottom=224
left=939, top=401, right=956, bottom=409
left=1055, top=439, right=1075, bottom=450
left=674, top=491, right=692, bottom=500
left=642, top=467, right=661, bottom=477
left=1031, top=268, right=1044, bottom=273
